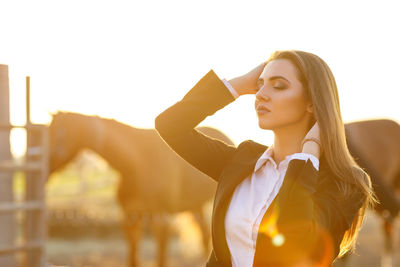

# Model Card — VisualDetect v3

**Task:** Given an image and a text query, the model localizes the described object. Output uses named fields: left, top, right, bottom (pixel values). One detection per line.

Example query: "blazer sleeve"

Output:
left=155, top=69, right=238, bottom=182
left=253, top=159, right=366, bottom=266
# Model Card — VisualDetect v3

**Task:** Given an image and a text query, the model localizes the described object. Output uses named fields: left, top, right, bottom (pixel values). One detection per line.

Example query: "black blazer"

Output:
left=155, top=70, right=365, bottom=267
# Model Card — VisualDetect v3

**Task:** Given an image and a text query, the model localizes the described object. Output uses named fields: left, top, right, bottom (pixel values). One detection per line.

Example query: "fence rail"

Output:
left=0, top=241, right=44, bottom=256
left=0, top=201, right=45, bottom=213
left=0, top=160, right=43, bottom=172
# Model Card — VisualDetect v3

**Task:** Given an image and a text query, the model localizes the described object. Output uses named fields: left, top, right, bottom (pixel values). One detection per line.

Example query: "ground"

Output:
left=45, top=210, right=400, bottom=267
left=41, top=152, right=400, bottom=267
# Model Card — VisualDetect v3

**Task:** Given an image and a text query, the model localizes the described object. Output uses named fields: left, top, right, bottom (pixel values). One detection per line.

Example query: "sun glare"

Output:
left=1, top=0, right=399, bottom=156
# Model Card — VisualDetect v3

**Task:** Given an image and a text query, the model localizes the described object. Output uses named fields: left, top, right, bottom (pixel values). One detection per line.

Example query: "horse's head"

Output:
left=48, top=112, right=88, bottom=173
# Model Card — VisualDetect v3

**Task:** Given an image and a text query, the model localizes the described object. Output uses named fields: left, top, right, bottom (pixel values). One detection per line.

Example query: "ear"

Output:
left=306, top=101, right=314, bottom=114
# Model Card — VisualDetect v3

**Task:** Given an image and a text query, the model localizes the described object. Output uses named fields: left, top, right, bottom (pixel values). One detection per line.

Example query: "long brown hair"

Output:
left=267, top=50, right=378, bottom=257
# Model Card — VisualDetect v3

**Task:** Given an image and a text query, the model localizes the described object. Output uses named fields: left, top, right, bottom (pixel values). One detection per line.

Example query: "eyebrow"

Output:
left=258, top=76, right=291, bottom=84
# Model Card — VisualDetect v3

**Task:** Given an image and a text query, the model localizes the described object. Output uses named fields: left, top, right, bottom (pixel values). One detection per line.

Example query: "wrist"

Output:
left=222, top=79, right=239, bottom=99
left=302, top=141, right=320, bottom=159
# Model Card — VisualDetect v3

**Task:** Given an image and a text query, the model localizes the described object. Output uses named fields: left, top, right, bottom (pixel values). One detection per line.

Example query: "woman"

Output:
left=155, top=50, right=377, bottom=267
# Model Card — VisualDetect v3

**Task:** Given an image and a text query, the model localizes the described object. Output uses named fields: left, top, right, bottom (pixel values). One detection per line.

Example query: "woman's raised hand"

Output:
left=301, top=121, right=321, bottom=159
left=228, top=61, right=267, bottom=96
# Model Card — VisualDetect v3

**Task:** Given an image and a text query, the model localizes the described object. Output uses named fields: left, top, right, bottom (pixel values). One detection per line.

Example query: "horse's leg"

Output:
left=381, top=214, right=394, bottom=267
left=122, top=212, right=142, bottom=267
left=151, top=213, right=170, bottom=267
left=193, top=206, right=211, bottom=259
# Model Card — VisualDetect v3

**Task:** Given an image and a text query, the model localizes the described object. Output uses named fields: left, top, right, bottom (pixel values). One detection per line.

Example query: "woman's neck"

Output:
left=272, top=121, right=310, bottom=166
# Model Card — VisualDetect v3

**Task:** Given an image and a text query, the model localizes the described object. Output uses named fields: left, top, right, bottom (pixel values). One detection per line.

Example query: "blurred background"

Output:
left=0, top=0, right=399, bottom=266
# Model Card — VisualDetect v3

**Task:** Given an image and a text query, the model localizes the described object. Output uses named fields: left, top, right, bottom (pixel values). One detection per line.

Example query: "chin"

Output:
left=258, top=121, right=274, bottom=130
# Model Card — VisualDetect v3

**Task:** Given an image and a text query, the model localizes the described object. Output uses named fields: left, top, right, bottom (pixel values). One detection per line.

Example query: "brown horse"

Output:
left=341, top=119, right=400, bottom=266
left=345, top=119, right=400, bottom=214
left=48, top=112, right=235, bottom=267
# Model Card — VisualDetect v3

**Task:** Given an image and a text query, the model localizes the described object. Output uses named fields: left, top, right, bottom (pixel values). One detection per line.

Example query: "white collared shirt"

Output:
left=224, top=146, right=319, bottom=267
left=221, top=78, right=320, bottom=267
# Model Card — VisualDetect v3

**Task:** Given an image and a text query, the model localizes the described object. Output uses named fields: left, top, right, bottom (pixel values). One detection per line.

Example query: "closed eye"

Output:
left=273, top=85, right=285, bottom=90
left=271, top=79, right=288, bottom=90
left=258, top=78, right=286, bottom=90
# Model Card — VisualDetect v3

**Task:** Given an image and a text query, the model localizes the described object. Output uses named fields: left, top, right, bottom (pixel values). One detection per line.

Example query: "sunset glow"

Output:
left=1, top=0, right=399, bottom=156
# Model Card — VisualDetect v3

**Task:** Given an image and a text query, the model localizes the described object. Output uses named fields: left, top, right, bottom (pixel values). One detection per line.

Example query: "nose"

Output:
left=255, top=86, right=270, bottom=102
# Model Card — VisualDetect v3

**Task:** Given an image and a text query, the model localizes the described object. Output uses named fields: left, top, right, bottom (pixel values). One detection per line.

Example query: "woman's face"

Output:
left=254, top=58, right=313, bottom=130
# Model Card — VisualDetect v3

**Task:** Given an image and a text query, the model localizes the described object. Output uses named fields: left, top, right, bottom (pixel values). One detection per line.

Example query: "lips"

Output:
left=256, top=105, right=271, bottom=112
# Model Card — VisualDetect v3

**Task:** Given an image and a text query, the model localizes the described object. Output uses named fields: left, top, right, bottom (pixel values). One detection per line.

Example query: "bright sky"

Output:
left=1, top=0, right=399, bottom=156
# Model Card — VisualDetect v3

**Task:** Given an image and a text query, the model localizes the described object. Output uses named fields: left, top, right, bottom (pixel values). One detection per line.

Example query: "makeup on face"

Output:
left=253, top=59, right=310, bottom=131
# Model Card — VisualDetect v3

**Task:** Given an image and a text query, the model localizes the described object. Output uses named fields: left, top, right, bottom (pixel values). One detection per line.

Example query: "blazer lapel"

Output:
left=211, top=141, right=267, bottom=266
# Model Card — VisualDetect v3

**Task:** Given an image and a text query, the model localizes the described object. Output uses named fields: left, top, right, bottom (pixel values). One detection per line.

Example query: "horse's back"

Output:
left=345, top=119, right=400, bottom=182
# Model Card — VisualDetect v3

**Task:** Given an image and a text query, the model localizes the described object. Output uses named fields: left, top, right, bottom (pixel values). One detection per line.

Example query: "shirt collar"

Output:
left=254, top=145, right=304, bottom=172
left=254, top=145, right=275, bottom=172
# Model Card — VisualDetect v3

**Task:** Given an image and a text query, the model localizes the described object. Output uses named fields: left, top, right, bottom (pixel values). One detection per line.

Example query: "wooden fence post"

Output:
left=0, top=64, right=17, bottom=266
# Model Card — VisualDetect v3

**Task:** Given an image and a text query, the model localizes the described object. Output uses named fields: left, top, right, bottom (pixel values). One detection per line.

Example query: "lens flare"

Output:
left=258, top=202, right=283, bottom=246
left=257, top=202, right=335, bottom=266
